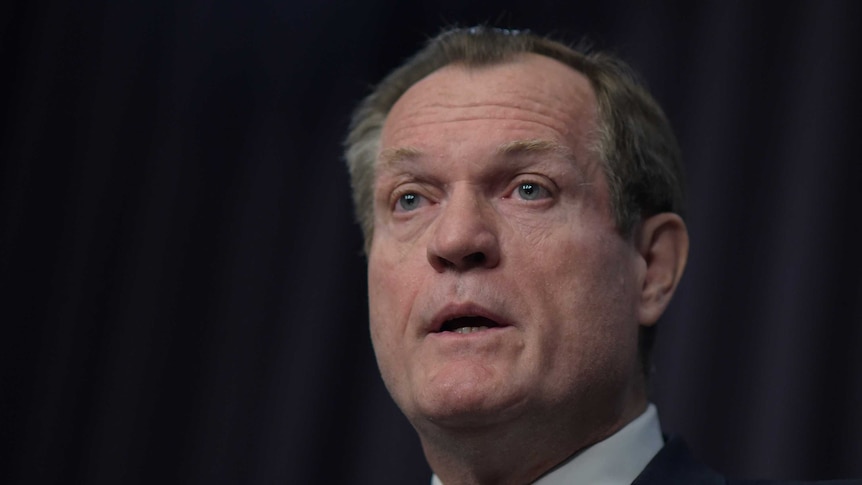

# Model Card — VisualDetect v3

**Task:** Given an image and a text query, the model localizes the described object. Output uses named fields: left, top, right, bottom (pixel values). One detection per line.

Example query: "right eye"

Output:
left=395, top=192, right=425, bottom=212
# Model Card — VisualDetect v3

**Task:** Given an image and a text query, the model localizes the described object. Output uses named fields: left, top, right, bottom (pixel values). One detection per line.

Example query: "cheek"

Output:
left=367, top=250, right=429, bottom=410
left=367, top=247, right=424, bottom=357
left=367, top=261, right=403, bottom=391
left=368, top=258, right=400, bottom=344
left=523, top=230, right=641, bottom=376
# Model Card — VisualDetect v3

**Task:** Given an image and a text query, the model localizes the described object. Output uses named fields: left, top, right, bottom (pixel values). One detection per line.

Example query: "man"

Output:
left=344, top=26, right=858, bottom=484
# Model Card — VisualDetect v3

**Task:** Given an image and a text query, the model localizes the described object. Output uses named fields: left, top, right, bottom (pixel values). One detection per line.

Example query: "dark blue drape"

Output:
left=3, top=1, right=860, bottom=483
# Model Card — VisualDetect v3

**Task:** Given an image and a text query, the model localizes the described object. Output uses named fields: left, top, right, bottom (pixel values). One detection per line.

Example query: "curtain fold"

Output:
left=3, top=1, right=860, bottom=483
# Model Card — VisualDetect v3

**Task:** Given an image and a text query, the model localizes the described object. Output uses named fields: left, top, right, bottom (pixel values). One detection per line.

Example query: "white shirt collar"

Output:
left=431, top=404, right=663, bottom=485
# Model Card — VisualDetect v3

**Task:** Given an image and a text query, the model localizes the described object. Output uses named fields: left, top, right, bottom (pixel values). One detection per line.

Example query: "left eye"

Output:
left=396, top=192, right=425, bottom=211
left=516, top=182, right=548, bottom=201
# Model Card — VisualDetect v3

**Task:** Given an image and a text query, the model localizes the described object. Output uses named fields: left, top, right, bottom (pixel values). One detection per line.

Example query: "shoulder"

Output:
left=633, top=436, right=862, bottom=485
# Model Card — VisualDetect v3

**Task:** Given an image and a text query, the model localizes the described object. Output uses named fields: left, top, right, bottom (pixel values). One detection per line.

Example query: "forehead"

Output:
left=380, top=53, right=599, bottom=158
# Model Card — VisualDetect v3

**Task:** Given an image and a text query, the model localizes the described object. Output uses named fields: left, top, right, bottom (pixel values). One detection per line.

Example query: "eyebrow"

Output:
left=495, top=138, right=576, bottom=160
left=378, top=146, right=423, bottom=171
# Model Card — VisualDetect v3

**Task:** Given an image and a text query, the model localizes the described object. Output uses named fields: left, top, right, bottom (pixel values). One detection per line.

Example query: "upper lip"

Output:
left=428, top=302, right=512, bottom=333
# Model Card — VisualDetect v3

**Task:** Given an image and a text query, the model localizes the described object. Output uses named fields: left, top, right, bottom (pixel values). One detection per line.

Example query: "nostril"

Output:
left=431, top=255, right=456, bottom=271
left=465, top=252, right=486, bottom=265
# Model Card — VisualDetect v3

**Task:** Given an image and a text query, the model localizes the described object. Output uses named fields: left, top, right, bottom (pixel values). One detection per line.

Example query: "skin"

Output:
left=368, top=54, right=688, bottom=485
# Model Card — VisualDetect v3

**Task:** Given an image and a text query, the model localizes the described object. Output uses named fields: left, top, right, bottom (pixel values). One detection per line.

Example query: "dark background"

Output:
left=2, top=1, right=861, bottom=484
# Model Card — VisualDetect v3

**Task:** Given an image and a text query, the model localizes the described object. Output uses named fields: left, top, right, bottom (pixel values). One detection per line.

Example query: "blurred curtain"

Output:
left=2, top=1, right=860, bottom=483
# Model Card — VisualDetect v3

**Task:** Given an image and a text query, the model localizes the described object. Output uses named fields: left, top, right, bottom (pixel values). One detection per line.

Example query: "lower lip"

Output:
left=428, top=326, right=511, bottom=340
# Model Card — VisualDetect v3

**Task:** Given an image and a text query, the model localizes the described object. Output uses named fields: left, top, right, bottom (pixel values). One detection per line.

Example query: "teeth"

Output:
left=453, top=326, right=489, bottom=334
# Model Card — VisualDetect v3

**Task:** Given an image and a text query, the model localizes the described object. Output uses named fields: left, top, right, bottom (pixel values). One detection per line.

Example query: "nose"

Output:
left=426, top=188, right=501, bottom=272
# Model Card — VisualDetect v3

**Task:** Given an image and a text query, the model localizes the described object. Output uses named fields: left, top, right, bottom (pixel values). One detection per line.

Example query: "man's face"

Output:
left=368, top=54, right=647, bottom=433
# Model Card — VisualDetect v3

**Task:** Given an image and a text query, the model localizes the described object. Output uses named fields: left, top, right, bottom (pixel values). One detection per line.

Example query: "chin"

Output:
left=407, top=377, right=528, bottom=430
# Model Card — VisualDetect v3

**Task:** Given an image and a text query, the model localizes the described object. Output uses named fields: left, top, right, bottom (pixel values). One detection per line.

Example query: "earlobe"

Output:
left=635, top=213, right=689, bottom=326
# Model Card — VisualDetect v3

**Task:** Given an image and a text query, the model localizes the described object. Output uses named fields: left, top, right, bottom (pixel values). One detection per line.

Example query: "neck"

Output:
left=419, top=391, right=647, bottom=485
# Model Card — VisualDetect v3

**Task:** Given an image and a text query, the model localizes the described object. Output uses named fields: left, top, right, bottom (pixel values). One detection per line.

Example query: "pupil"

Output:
left=400, top=193, right=417, bottom=209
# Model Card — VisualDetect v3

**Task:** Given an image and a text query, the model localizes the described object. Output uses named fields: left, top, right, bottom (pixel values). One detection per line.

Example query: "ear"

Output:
left=635, top=213, right=689, bottom=326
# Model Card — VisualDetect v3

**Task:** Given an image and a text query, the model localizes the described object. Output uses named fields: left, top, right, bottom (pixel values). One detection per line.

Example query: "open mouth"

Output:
left=438, top=316, right=501, bottom=334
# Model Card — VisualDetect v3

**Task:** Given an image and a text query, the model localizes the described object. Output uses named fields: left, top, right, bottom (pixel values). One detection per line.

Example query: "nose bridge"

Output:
left=442, top=185, right=488, bottom=235
left=427, top=184, right=500, bottom=271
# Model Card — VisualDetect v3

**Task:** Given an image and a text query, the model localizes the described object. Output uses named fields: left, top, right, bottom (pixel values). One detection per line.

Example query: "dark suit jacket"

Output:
left=632, top=436, right=861, bottom=485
